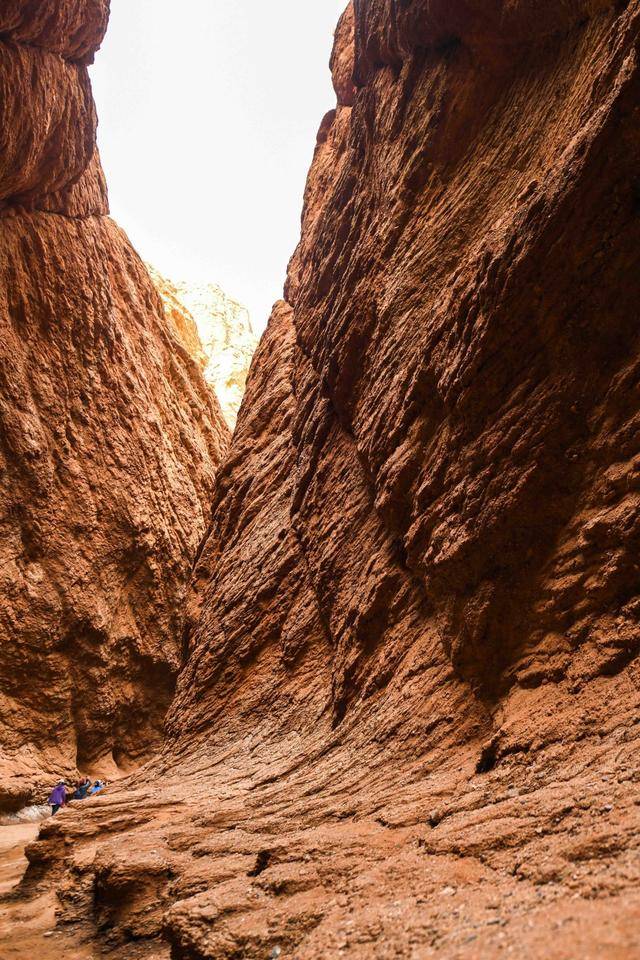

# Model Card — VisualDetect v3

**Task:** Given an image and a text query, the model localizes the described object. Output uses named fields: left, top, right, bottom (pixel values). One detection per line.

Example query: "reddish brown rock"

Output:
left=0, top=1, right=229, bottom=809
left=331, top=3, right=356, bottom=107
left=10, top=1, right=640, bottom=958
left=0, top=0, right=109, bottom=64
left=0, top=43, right=103, bottom=213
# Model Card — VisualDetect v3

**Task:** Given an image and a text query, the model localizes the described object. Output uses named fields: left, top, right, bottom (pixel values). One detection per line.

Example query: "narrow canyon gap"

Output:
left=4, top=1, right=640, bottom=958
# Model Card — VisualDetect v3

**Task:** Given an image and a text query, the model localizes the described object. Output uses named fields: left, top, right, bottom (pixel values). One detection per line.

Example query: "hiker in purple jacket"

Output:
left=48, top=780, right=67, bottom=815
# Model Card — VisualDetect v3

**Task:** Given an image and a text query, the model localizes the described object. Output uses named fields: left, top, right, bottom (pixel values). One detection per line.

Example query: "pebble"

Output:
left=441, top=886, right=456, bottom=896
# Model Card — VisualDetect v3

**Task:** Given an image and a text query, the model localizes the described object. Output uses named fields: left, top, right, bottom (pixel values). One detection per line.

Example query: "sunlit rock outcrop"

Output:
left=150, top=268, right=257, bottom=429
left=16, top=1, right=640, bottom=958
left=0, top=0, right=229, bottom=810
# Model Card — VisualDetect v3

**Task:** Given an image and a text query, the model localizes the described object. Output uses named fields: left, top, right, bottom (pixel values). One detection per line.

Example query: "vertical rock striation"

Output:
left=170, top=0, right=640, bottom=743
left=18, top=1, right=640, bottom=958
left=0, top=0, right=229, bottom=809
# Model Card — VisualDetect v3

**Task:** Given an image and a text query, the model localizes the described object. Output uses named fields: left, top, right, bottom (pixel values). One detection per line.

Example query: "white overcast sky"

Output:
left=90, top=1, right=348, bottom=332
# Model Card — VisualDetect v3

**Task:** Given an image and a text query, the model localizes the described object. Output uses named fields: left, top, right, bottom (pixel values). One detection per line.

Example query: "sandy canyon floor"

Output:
left=0, top=823, right=97, bottom=959
left=0, top=821, right=162, bottom=960
left=3, top=686, right=639, bottom=960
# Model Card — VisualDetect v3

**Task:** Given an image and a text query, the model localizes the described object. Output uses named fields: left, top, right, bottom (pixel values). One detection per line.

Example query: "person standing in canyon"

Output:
left=73, top=777, right=91, bottom=800
left=47, top=780, right=67, bottom=815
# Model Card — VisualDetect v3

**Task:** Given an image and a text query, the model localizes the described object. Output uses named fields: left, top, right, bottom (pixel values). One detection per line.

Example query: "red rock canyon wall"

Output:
left=0, top=0, right=229, bottom=809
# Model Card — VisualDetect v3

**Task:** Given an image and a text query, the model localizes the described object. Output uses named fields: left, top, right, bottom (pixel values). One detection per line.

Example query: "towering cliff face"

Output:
left=170, top=0, right=640, bottom=753
left=0, top=0, right=229, bottom=809
left=22, top=1, right=640, bottom=958
left=150, top=268, right=257, bottom=429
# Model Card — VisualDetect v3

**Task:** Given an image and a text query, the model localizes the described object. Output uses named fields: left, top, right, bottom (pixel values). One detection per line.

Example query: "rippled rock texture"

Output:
left=18, top=0, right=640, bottom=957
left=150, top=268, right=257, bottom=430
left=0, top=0, right=229, bottom=809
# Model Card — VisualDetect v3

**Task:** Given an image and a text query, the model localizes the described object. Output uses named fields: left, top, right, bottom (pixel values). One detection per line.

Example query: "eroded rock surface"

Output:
left=14, top=0, right=640, bottom=957
left=150, top=268, right=257, bottom=430
left=0, top=0, right=229, bottom=809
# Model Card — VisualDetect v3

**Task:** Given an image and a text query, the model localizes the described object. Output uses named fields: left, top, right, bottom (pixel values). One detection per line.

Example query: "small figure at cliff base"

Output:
left=73, top=777, right=91, bottom=800
left=48, top=780, right=67, bottom=815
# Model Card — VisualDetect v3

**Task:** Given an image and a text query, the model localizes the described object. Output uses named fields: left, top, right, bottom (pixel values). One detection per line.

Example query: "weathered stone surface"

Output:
left=331, top=3, right=356, bottom=107
left=0, top=42, right=104, bottom=214
left=0, top=0, right=109, bottom=64
left=0, top=0, right=109, bottom=219
left=151, top=268, right=257, bottom=429
left=0, top=11, right=228, bottom=809
left=12, top=0, right=640, bottom=957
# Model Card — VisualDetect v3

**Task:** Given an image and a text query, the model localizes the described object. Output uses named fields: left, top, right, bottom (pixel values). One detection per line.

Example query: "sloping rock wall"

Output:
left=20, top=1, right=640, bottom=957
left=170, top=0, right=640, bottom=744
left=0, top=0, right=229, bottom=809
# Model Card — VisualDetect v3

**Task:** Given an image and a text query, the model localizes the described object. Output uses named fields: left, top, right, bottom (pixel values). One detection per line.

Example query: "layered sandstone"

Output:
left=150, top=268, right=257, bottom=429
left=0, top=1, right=229, bottom=810
left=15, top=1, right=640, bottom=958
